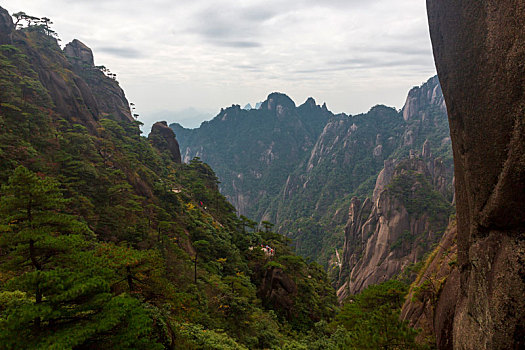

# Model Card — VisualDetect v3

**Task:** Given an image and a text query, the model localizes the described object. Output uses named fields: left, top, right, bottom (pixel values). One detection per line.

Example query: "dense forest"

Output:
left=0, top=8, right=439, bottom=349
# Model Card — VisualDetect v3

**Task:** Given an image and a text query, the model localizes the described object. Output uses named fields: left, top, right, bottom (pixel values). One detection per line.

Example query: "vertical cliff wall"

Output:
left=426, top=1, right=525, bottom=348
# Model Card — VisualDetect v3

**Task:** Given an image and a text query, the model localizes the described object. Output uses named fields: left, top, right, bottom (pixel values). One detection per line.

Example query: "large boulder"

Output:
left=427, top=1, right=525, bottom=348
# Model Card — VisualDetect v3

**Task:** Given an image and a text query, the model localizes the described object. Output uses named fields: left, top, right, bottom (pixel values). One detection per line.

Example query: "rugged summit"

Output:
left=63, top=39, right=133, bottom=123
left=64, top=39, right=94, bottom=66
left=427, top=0, right=525, bottom=348
left=402, top=75, right=445, bottom=121
left=148, top=121, right=182, bottom=163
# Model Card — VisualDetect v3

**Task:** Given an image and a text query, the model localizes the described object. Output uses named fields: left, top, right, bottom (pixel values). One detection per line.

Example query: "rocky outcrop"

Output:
left=14, top=32, right=101, bottom=131
left=402, top=76, right=445, bottom=122
left=336, top=152, right=453, bottom=300
left=427, top=1, right=525, bottom=348
left=64, top=39, right=133, bottom=123
left=0, top=6, right=14, bottom=44
left=64, top=39, right=94, bottom=66
left=7, top=25, right=133, bottom=131
left=148, top=121, right=182, bottom=163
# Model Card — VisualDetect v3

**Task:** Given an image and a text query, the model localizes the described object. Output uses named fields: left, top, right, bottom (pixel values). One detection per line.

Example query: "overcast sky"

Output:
left=2, top=0, right=436, bottom=130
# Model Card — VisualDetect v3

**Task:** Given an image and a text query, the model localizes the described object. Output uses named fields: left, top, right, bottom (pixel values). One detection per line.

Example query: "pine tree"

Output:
left=0, top=166, right=163, bottom=349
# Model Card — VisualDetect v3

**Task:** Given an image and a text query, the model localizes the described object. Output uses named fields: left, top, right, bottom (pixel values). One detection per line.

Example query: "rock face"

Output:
left=148, top=121, right=182, bottom=163
left=63, top=39, right=134, bottom=123
left=402, top=76, right=446, bottom=122
left=427, top=1, right=525, bottom=348
left=4, top=24, right=134, bottom=131
left=64, top=39, right=94, bottom=66
left=0, top=6, right=14, bottom=44
left=336, top=152, right=453, bottom=300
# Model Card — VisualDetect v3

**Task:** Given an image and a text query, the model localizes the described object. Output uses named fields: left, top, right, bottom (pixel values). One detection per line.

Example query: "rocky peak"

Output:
left=336, top=152, right=453, bottom=300
left=64, top=39, right=94, bottom=66
left=303, top=97, right=316, bottom=108
left=402, top=75, right=445, bottom=121
left=0, top=6, right=14, bottom=44
left=261, top=92, right=296, bottom=116
left=148, top=121, right=182, bottom=164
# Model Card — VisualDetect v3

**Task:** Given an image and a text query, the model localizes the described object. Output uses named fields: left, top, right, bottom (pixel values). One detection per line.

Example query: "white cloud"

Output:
left=1, top=0, right=436, bottom=131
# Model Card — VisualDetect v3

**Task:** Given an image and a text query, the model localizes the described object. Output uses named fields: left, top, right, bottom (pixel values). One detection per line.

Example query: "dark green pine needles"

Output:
left=0, top=166, right=162, bottom=349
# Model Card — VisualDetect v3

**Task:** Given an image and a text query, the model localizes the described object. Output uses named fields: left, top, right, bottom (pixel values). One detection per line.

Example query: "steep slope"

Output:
left=426, top=1, right=525, bottom=348
left=0, top=8, right=338, bottom=349
left=173, top=76, right=453, bottom=267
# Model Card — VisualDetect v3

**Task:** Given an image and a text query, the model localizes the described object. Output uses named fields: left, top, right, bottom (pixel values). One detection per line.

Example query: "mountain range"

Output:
left=172, top=76, right=454, bottom=281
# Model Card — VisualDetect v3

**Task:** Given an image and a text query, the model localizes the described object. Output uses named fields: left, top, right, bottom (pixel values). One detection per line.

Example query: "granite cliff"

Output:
left=336, top=144, right=454, bottom=300
left=424, top=1, right=525, bottom=348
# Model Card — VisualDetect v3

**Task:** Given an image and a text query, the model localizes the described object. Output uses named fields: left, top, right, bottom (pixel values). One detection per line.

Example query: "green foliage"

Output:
left=387, top=169, right=453, bottom=219
left=0, top=167, right=162, bottom=349
left=0, top=21, right=429, bottom=349
left=330, top=280, right=425, bottom=349
left=176, top=322, right=249, bottom=350
left=173, top=84, right=453, bottom=270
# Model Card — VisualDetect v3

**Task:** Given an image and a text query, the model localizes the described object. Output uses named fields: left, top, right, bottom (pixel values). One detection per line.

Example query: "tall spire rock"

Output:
left=427, top=0, right=525, bottom=348
left=0, top=6, right=14, bottom=44
left=149, top=121, right=182, bottom=164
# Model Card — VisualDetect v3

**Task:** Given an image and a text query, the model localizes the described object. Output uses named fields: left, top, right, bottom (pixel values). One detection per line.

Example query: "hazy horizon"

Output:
left=2, top=0, right=436, bottom=131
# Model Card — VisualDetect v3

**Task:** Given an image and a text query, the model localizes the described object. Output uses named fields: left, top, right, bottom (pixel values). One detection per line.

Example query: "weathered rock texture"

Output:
left=148, top=121, right=182, bottom=164
left=427, top=1, right=525, bottom=348
left=337, top=150, right=453, bottom=301
left=402, top=75, right=446, bottom=122
left=64, top=39, right=94, bottom=66
left=64, top=39, right=133, bottom=123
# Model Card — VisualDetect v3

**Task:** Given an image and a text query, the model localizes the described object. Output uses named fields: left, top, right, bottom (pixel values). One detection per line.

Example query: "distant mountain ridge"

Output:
left=172, top=76, right=454, bottom=271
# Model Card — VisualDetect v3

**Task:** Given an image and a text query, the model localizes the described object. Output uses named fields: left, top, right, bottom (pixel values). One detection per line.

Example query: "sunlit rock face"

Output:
left=427, top=0, right=525, bottom=348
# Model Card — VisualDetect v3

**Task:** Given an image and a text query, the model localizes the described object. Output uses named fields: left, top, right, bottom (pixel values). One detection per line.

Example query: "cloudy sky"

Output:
left=2, top=0, right=436, bottom=130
